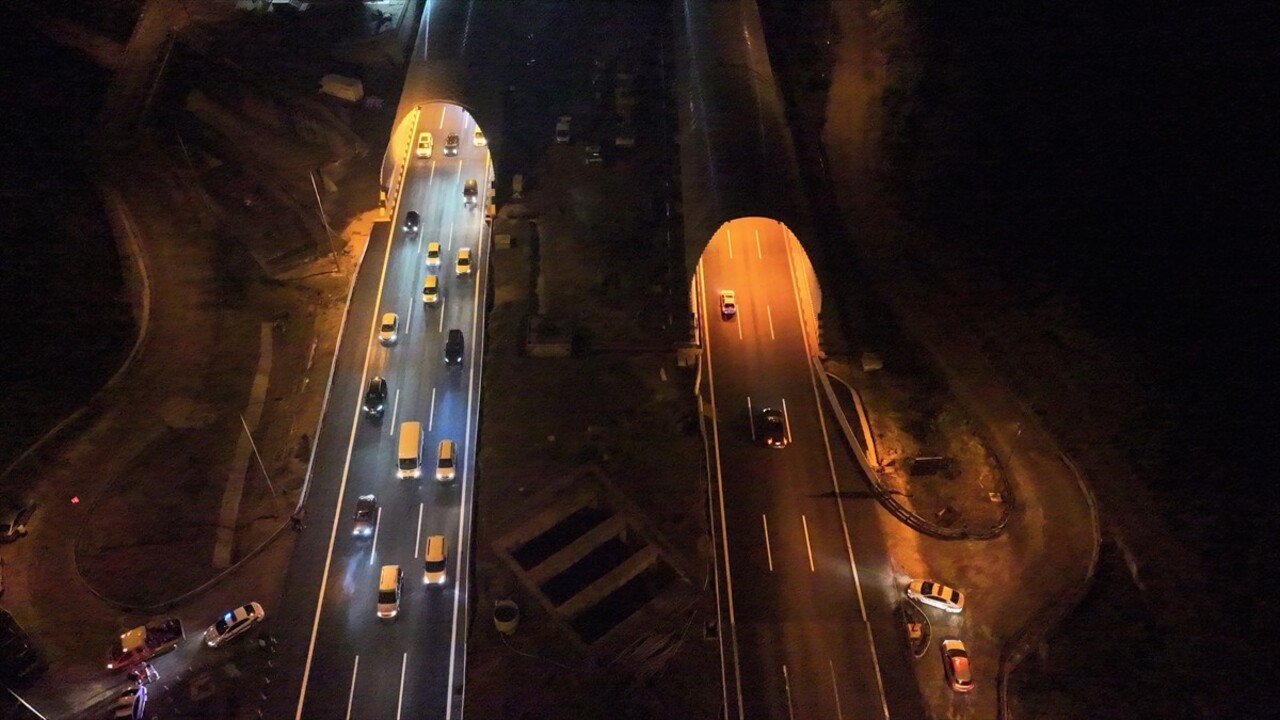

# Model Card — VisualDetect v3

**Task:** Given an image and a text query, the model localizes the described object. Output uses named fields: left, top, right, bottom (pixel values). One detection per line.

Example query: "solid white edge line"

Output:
left=726, top=226, right=734, bottom=259
left=391, top=388, right=401, bottom=434
left=782, top=225, right=891, bottom=719
left=428, top=386, right=437, bottom=431
left=746, top=396, right=755, bottom=440
left=295, top=137, right=402, bottom=720
left=700, top=259, right=747, bottom=719
left=444, top=151, right=493, bottom=720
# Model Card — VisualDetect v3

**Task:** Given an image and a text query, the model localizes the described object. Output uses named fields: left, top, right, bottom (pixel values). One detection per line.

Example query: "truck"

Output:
left=106, top=618, right=184, bottom=670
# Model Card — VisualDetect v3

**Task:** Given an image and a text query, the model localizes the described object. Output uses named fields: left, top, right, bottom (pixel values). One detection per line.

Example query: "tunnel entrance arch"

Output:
left=380, top=102, right=494, bottom=217
left=691, top=217, right=822, bottom=354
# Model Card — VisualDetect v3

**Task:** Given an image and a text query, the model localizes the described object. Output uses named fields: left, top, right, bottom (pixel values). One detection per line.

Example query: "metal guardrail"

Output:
left=811, top=355, right=1012, bottom=541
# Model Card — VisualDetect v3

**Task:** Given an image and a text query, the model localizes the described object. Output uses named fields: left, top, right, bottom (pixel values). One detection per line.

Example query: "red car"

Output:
left=941, top=639, right=974, bottom=692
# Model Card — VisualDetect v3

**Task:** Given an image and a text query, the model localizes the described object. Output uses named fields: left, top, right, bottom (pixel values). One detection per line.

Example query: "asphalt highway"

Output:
left=266, top=106, right=490, bottom=720
left=700, top=218, right=925, bottom=720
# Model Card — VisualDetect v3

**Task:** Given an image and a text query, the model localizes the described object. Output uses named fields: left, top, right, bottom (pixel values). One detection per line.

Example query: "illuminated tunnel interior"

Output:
left=382, top=103, right=491, bottom=214
left=693, top=217, right=822, bottom=352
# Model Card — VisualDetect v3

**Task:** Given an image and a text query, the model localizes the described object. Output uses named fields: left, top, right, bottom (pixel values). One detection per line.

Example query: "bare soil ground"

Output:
left=467, top=136, right=718, bottom=720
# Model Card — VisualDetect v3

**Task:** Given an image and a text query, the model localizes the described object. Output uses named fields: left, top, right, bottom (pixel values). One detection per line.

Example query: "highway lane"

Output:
left=259, top=104, right=489, bottom=720
left=701, top=219, right=924, bottom=719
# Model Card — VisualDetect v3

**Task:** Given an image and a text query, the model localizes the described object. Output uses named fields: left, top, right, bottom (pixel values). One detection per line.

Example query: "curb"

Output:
left=995, top=451, right=1102, bottom=719
left=0, top=183, right=152, bottom=488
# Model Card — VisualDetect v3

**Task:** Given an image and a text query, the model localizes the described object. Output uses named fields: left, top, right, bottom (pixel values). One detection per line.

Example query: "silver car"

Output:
left=203, top=602, right=265, bottom=647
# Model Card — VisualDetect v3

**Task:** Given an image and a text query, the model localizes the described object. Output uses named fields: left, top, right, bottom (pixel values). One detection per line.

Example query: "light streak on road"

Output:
left=802, top=515, right=815, bottom=572
left=428, top=387, right=437, bottom=430
left=755, top=228, right=762, bottom=259
left=782, top=664, right=796, bottom=720
left=828, top=659, right=846, bottom=719
left=370, top=506, right=383, bottom=566
left=726, top=227, right=734, bottom=259
left=396, top=652, right=409, bottom=720
left=762, top=514, right=774, bottom=571
left=390, top=389, right=400, bottom=433
left=415, top=502, right=424, bottom=557
left=766, top=305, right=775, bottom=339
left=345, top=655, right=359, bottom=720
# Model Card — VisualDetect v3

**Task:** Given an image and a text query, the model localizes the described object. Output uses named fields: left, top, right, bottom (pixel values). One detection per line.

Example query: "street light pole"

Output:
left=309, top=170, right=343, bottom=274
left=239, top=413, right=277, bottom=499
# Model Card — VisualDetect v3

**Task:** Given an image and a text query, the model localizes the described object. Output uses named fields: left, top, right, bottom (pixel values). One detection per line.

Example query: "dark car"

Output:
left=444, top=132, right=460, bottom=156
left=352, top=495, right=378, bottom=537
left=0, top=502, right=35, bottom=543
left=363, top=376, right=388, bottom=418
left=758, top=407, right=788, bottom=449
left=403, top=211, right=420, bottom=234
left=445, top=329, right=464, bottom=365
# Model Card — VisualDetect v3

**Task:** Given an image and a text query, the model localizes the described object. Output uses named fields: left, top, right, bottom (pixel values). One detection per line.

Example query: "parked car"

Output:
left=0, top=501, right=35, bottom=543
left=555, top=115, right=571, bottom=144
left=203, top=602, right=265, bottom=648
left=352, top=495, right=378, bottom=537
left=906, top=579, right=965, bottom=613
left=941, top=639, right=974, bottom=692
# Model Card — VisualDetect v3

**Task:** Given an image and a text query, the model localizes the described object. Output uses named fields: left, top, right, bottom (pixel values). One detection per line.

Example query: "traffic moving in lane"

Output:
left=700, top=219, right=922, bottom=719
left=271, top=104, right=490, bottom=720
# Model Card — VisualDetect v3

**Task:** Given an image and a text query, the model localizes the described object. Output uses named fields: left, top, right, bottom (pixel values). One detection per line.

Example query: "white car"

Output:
left=719, top=290, right=737, bottom=318
left=426, top=241, right=442, bottom=267
left=555, top=115, right=571, bottom=144
left=473, top=127, right=487, bottom=147
left=455, top=247, right=472, bottom=276
left=906, top=579, right=965, bottom=613
left=378, top=313, right=399, bottom=345
left=203, top=602, right=265, bottom=647
left=415, top=132, right=433, bottom=158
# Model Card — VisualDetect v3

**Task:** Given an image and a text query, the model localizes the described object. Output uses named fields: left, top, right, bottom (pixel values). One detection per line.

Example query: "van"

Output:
left=397, top=422, right=423, bottom=479
left=376, top=565, right=402, bottom=619
left=422, top=275, right=439, bottom=305
left=423, top=535, right=447, bottom=584
left=435, top=439, right=456, bottom=482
